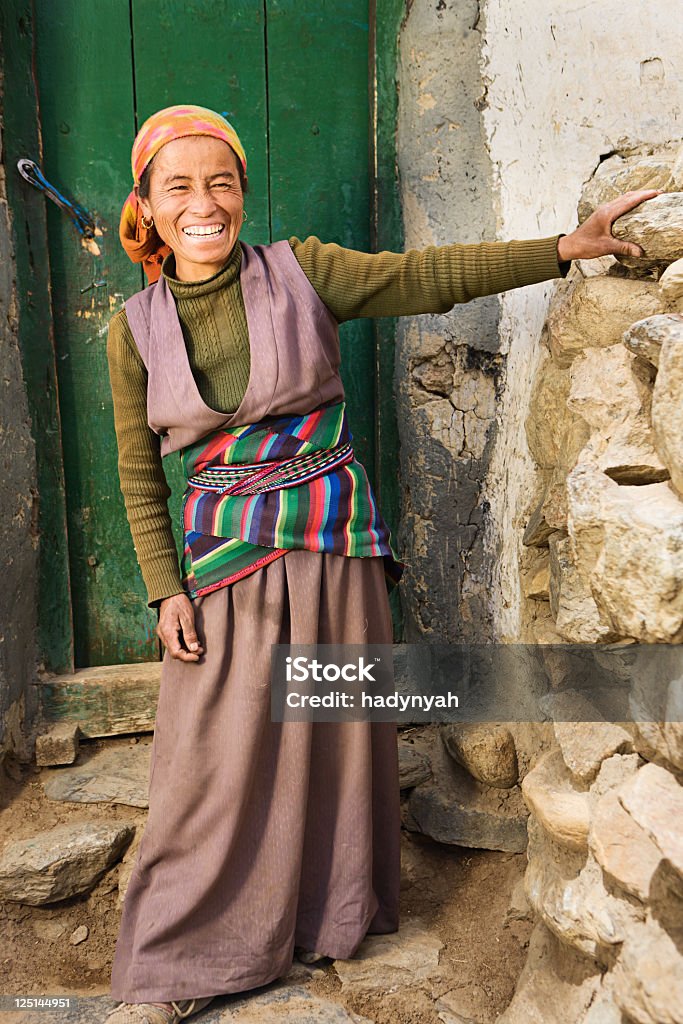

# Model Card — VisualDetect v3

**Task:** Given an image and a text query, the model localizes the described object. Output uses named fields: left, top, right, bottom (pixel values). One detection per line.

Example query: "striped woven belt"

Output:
left=186, top=441, right=355, bottom=496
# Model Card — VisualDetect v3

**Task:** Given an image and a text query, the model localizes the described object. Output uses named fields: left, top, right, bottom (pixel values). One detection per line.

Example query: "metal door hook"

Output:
left=17, top=157, right=97, bottom=240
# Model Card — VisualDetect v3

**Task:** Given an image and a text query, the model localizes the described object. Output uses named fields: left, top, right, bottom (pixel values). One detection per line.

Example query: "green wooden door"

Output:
left=33, top=0, right=378, bottom=669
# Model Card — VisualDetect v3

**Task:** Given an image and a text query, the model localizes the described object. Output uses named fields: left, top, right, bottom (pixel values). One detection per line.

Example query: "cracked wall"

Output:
left=396, top=0, right=501, bottom=642
left=395, top=0, right=683, bottom=642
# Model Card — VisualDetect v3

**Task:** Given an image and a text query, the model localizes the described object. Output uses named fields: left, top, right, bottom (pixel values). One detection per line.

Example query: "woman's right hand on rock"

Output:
left=157, top=593, right=205, bottom=661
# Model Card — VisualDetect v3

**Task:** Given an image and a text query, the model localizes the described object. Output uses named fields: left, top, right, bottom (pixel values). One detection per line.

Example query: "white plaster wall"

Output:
left=480, top=0, right=683, bottom=639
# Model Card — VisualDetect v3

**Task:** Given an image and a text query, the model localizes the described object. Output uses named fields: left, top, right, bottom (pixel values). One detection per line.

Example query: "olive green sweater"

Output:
left=106, top=233, right=570, bottom=607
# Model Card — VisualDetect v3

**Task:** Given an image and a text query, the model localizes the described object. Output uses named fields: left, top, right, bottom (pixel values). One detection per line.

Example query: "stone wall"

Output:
left=394, top=5, right=683, bottom=1020
left=395, top=0, right=683, bottom=642
left=496, top=165, right=683, bottom=1024
left=0, top=89, right=41, bottom=765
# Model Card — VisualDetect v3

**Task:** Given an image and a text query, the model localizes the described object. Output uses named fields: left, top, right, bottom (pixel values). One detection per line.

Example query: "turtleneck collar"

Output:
left=162, top=239, right=243, bottom=298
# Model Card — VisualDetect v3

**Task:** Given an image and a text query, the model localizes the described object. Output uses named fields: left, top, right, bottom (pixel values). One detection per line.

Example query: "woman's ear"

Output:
left=134, top=184, right=153, bottom=222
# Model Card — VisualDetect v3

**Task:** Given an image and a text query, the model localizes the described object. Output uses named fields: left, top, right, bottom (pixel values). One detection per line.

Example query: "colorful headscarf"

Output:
left=118, top=104, right=247, bottom=283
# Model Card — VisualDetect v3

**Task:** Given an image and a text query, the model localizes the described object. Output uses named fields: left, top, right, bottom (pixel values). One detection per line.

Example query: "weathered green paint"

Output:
left=29, top=0, right=399, bottom=665
left=0, top=0, right=74, bottom=673
left=34, top=1, right=157, bottom=668
left=39, top=661, right=161, bottom=737
left=131, top=0, right=271, bottom=583
left=372, top=0, right=407, bottom=640
left=266, top=0, right=376, bottom=480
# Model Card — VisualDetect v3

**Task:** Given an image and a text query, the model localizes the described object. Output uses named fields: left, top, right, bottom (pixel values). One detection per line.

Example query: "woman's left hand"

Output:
left=557, top=189, right=665, bottom=263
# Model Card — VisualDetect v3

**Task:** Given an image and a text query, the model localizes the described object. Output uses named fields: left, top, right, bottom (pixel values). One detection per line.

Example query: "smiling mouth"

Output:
left=182, top=224, right=226, bottom=238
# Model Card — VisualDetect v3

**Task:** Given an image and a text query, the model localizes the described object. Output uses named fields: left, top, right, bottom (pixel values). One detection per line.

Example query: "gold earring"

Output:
left=141, top=214, right=154, bottom=229
left=242, top=210, right=247, bottom=222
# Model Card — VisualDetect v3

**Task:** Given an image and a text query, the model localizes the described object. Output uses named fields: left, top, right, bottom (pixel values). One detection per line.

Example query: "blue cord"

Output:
left=16, top=158, right=97, bottom=239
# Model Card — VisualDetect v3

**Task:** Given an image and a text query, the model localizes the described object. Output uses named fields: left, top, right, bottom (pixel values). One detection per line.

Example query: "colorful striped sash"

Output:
left=178, top=400, right=404, bottom=598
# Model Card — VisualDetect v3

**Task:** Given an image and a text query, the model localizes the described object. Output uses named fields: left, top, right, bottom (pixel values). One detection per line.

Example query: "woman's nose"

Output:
left=188, top=187, right=216, bottom=215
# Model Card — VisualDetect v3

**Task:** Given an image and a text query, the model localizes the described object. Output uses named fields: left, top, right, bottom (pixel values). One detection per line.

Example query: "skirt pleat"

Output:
left=110, top=550, right=400, bottom=1003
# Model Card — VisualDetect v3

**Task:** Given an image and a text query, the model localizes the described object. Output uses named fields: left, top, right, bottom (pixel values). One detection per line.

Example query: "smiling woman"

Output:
left=105, top=103, right=659, bottom=1024
left=136, top=137, right=247, bottom=281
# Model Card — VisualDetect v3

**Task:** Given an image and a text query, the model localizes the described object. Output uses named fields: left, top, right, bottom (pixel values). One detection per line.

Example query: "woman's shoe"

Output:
left=105, top=996, right=214, bottom=1023
left=294, top=946, right=330, bottom=964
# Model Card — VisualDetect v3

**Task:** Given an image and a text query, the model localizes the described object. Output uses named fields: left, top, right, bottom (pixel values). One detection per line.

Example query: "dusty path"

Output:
left=0, top=737, right=533, bottom=1023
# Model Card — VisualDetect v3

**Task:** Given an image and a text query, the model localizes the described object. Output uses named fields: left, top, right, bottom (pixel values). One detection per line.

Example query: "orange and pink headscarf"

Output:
left=119, top=104, right=247, bottom=283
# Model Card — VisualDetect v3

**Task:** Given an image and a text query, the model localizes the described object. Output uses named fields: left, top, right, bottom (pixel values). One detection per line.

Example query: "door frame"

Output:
left=3, top=0, right=407, bottom=673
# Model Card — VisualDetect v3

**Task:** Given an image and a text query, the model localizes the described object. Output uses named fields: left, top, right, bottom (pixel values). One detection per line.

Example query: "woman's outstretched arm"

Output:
left=291, top=189, right=660, bottom=323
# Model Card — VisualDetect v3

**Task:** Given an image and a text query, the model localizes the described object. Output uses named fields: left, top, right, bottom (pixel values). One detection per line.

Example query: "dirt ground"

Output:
left=0, top=733, right=533, bottom=1023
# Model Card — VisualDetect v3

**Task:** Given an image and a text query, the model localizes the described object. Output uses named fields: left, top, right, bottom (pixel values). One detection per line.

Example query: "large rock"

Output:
left=578, top=152, right=675, bottom=224
left=525, top=355, right=571, bottom=469
left=525, top=825, right=643, bottom=963
left=548, top=533, right=618, bottom=643
left=628, top=648, right=683, bottom=771
left=42, top=741, right=152, bottom=808
left=612, top=919, right=683, bottom=1024
left=623, top=312, right=683, bottom=368
left=612, top=192, right=683, bottom=271
left=566, top=464, right=683, bottom=642
left=618, top=763, right=683, bottom=881
left=521, top=749, right=590, bottom=851
left=496, top=922, right=602, bottom=1024
left=659, top=258, right=683, bottom=303
left=546, top=276, right=662, bottom=368
left=441, top=723, right=518, bottom=788
left=405, top=739, right=529, bottom=853
left=333, top=916, right=442, bottom=993
left=0, top=823, right=134, bottom=905
left=589, top=786, right=662, bottom=902
left=567, top=345, right=667, bottom=484
left=551, top=695, right=633, bottom=785
left=652, top=321, right=683, bottom=498
left=398, top=742, right=432, bottom=789
left=216, top=984, right=375, bottom=1023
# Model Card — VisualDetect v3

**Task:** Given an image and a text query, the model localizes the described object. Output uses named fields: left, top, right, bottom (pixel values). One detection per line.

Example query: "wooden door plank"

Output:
left=265, top=0, right=376, bottom=481
left=0, top=0, right=75, bottom=672
left=131, top=0, right=271, bottom=559
left=39, top=662, right=161, bottom=737
left=371, top=0, right=406, bottom=640
left=34, top=0, right=155, bottom=667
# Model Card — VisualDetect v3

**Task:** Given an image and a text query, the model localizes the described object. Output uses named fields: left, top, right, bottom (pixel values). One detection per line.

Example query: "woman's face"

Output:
left=136, top=135, right=244, bottom=282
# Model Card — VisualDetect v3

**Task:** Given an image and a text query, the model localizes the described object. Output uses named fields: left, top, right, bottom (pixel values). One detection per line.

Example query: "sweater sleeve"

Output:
left=288, top=233, right=571, bottom=323
left=106, top=309, right=186, bottom=608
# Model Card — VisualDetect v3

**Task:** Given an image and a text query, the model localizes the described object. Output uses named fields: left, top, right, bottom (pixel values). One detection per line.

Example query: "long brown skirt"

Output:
left=109, top=550, right=401, bottom=1003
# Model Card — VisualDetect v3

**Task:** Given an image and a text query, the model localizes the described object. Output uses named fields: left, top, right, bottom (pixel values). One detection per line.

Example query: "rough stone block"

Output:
left=612, top=192, right=683, bottom=271
left=548, top=533, right=617, bottom=643
left=42, top=739, right=152, bottom=808
left=568, top=345, right=667, bottom=485
left=398, top=742, right=432, bottom=789
left=34, top=723, right=80, bottom=766
left=547, top=276, right=662, bottom=368
left=521, top=749, right=590, bottom=852
left=612, top=919, right=683, bottom=1024
left=405, top=739, right=528, bottom=853
left=567, top=464, right=683, bottom=643
left=623, top=312, right=683, bottom=368
left=618, top=762, right=683, bottom=881
left=652, top=321, right=683, bottom=498
left=0, top=823, right=134, bottom=905
left=578, top=152, right=675, bottom=224
left=441, top=722, right=518, bottom=788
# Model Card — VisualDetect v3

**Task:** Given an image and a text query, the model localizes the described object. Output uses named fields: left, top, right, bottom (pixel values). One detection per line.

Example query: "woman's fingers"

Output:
left=560, top=188, right=664, bottom=261
left=156, top=594, right=204, bottom=662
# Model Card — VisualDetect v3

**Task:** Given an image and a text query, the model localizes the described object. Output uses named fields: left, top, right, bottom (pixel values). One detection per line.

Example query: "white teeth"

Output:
left=182, top=225, right=225, bottom=237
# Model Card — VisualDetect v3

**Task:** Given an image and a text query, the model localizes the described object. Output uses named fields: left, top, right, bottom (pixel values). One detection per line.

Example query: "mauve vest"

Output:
left=124, top=239, right=345, bottom=455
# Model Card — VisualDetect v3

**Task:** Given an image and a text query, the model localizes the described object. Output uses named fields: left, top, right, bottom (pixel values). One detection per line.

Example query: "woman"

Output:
left=105, top=103, right=658, bottom=1024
